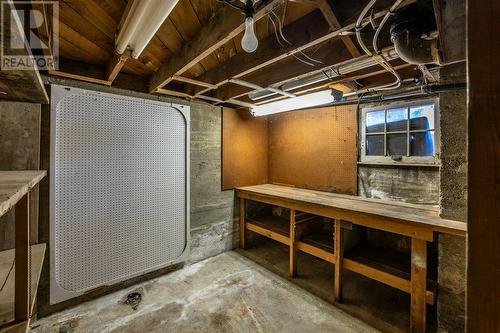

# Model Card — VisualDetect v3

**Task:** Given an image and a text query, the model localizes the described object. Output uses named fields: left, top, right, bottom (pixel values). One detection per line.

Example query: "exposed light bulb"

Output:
left=241, top=17, right=258, bottom=53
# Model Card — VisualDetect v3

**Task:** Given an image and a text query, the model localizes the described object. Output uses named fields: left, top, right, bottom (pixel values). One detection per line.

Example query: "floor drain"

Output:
left=124, top=291, right=143, bottom=310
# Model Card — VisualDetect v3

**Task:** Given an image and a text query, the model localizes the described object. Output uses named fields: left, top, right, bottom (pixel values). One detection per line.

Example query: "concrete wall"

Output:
left=437, top=63, right=467, bottom=333
left=34, top=77, right=237, bottom=316
left=0, top=101, right=41, bottom=250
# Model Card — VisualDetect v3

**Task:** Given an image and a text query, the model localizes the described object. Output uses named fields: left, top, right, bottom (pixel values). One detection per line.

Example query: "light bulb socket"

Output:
left=242, top=0, right=254, bottom=18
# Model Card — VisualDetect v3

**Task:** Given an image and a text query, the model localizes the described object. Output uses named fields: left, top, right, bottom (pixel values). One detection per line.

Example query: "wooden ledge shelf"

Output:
left=0, top=171, right=47, bottom=218
left=344, top=245, right=436, bottom=305
left=0, top=244, right=46, bottom=332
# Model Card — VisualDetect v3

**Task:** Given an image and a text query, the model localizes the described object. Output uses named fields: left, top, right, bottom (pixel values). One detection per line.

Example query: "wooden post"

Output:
left=467, top=0, right=500, bottom=331
left=334, top=219, right=344, bottom=302
left=289, top=209, right=297, bottom=277
left=15, top=193, right=30, bottom=322
left=410, top=238, right=427, bottom=333
left=239, top=198, right=246, bottom=249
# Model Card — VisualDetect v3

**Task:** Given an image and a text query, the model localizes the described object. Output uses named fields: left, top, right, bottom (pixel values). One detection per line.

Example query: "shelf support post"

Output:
left=410, top=237, right=427, bottom=333
left=239, top=198, right=246, bottom=250
left=289, top=209, right=297, bottom=277
left=334, top=219, right=344, bottom=302
left=15, top=192, right=30, bottom=322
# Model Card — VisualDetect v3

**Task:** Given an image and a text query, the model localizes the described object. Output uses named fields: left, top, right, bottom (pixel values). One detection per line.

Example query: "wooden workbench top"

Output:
left=0, top=170, right=47, bottom=218
left=237, top=184, right=466, bottom=237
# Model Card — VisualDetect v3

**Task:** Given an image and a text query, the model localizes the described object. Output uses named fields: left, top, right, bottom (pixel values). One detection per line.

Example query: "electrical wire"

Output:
left=355, top=0, right=402, bottom=91
left=216, top=0, right=243, bottom=11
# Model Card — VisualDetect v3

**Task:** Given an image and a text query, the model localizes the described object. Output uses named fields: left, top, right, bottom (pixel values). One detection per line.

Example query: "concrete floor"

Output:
left=31, top=251, right=379, bottom=333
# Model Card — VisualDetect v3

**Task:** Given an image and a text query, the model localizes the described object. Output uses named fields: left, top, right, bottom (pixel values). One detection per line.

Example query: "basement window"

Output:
left=360, top=99, right=439, bottom=165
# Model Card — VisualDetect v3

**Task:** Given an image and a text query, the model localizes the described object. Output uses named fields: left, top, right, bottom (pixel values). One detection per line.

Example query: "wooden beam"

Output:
left=214, top=39, right=353, bottom=100
left=467, top=0, right=500, bottom=331
left=48, top=70, right=112, bottom=86
left=195, top=0, right=416, bottom=99
left=148, top=0, right=282, bottom=92
left=301, top=0, right=361, bottom=57
left=172, top=75, right=218, bottom=89
left=155, top=88, right=193, bottom=99
left=106, top=51, right=130, bottom=83
left=189, top=10, right=330, bottom=95
left=290, top=209, right=297, bottom=277
left=334, top=219, right=344, bottom=302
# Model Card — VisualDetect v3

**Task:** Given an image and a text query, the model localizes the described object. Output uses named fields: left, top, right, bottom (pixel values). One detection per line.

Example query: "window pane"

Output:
left=386, top=108, right=408, bottom=132
left=366, top=111, right=385, bottom=133
left=410, top=104, right=434, bottom=130
left=387, top=133, right=407, bottom=156
left=366, top=135, right=384, bottom=155
left=410, top=131, right=435, bottom=156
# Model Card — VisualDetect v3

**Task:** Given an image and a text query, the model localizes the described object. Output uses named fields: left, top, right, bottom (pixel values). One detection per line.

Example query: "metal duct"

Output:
left=248, top=48, right=400, bottom=101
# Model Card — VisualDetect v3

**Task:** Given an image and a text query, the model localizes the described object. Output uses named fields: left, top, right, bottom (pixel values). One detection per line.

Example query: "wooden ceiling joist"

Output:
left=148, top=0, right=282, bottom=92
left=291, top=0, right=360, bottom=57
left=106, top=51, right=131, bottom=83
left=172, top=75, right=218, bottom=89
left=193, top=0, right=416, bottom=99
left=189, top=9, right=330, bottom=95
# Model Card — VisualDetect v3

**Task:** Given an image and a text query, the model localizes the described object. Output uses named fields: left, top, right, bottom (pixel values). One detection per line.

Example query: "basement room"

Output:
left=0, top=0, right=497, bottom=332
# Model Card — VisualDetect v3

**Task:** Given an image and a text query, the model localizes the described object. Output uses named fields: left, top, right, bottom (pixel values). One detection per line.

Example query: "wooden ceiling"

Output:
left=45, top=0, right=430, bottom=105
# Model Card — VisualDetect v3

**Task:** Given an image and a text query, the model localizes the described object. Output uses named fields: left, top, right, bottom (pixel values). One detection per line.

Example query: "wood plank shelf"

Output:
left=237, top=184, right=466, bottom=332
left=344, top=245, right=436, bottom=305
left=0, top=171, right=46, bottom=218
left=0, top=244, right=46, bottom=332
left=0, top=171, right=47, bottom=333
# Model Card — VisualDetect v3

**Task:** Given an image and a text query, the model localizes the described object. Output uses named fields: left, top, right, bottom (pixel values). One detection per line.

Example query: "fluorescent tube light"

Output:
left=116, top=0, right=179, bottom=59
left=250, top=89, right=342, bottom=116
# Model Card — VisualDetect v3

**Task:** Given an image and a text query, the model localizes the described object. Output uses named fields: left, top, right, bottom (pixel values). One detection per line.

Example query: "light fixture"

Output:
left=116, top=0, right=179, bottom=59
left=241, top=0, right=258, bottom=53
left=250, top=89, right=343, bottom=116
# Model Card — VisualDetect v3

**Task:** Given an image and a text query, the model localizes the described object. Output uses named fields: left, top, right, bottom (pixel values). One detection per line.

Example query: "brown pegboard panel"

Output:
left=268, top=105, right=358, bottom=194
left=222, top=107, right=268, bottom=190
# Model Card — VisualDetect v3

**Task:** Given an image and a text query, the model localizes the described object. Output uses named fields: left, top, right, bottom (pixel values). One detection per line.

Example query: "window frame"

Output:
left=359, top=98, right=440, bottom=165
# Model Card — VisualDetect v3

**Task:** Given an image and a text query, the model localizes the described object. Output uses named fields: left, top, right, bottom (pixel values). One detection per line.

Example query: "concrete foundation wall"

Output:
left=0, top=101, right=41, bottom=250
left=437, top=63, right=467, bottom=333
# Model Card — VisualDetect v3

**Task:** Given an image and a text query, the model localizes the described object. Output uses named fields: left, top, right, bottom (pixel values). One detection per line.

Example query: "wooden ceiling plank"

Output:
left=63, top=0, right=117, bottom=39
left=310, top=0, right=361, bottom=57
left=58, top=2, right=114, bottom=52
left=59, top=21, right=110, bottom=62
left=156, top=88, right=193, bottom=99
left=148, top=0, right=282, bottom=92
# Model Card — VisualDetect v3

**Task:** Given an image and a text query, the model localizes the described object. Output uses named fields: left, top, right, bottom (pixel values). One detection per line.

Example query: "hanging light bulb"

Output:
left=241, top=0, right=258, bottom=53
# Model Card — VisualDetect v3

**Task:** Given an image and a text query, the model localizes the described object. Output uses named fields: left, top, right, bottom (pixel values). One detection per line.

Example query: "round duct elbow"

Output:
left=391, top=21, right=441, bottom=66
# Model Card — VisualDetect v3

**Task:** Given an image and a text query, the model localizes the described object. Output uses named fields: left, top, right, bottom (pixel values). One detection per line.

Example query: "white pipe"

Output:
left=115, top=0, right=179, bottom=59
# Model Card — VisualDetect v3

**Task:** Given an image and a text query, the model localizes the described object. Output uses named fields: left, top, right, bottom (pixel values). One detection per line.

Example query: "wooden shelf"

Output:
left=344, top=244, right=435, bottom=305
left=0, top=171, right=46, bottom=218
left=0, top=244, right=46, bottom=332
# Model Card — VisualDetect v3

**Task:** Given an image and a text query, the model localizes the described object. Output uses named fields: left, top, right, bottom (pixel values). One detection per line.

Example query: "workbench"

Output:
left=0, top=171, right=47, bottom=333
left=237, top=184, right=466, bottom=333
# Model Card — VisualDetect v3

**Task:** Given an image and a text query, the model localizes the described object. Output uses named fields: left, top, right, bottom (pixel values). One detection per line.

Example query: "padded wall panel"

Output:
left=50, top=85, right=189, bottom=304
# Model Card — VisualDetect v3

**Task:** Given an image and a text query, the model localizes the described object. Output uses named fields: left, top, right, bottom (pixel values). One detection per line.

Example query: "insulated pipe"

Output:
left=115, top=0, right=179, bottom=59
